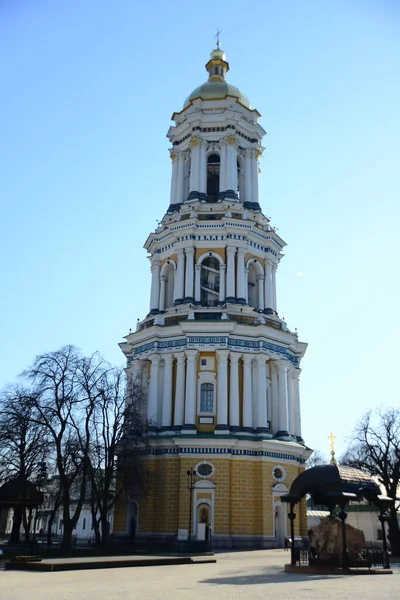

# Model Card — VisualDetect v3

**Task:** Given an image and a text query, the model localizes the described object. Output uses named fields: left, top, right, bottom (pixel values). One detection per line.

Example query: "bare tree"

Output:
left=341, top=408, right=400, bottom=555
left=87, top=367, right=150, bottom=546
left=306, top=449, right=327, bottom=469
left=0, top=386, right=49, bottom=542
left=23, top=346, right=98, bottom=552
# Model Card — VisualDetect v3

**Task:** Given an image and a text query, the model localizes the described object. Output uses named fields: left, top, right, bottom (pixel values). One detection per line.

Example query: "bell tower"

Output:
left=116, top=44, right=310, bottom=548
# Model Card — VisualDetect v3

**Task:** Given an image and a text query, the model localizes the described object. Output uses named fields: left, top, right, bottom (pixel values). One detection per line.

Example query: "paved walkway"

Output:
left=1, top=549, right=399, bottom=600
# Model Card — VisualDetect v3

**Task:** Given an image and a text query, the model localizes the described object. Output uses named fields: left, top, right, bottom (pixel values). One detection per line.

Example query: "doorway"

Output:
left=274, top=503, right=287, bottom=548
left=196, top=503, right=211, bottom=542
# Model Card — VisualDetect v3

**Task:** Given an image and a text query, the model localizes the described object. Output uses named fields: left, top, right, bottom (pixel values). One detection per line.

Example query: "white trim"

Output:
left=160, top=259, right=177, bottom=277
left=272, top=465, right=286, bottom=483
left=245, top=257, right=264, bottom=276
left=197, top=371, right=217, bottom=416
left=196, top=251, right=224, bottom=266
left=194, top=460, right=215, bottom=478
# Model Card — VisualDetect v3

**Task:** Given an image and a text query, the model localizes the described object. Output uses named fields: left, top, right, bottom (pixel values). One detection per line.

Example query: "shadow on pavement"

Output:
left=200, top=568, right=345, bottom=585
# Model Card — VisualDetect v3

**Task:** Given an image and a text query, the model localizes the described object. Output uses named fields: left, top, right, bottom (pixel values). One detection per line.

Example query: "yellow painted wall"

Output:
left=114, top=455, right=307, bottom=540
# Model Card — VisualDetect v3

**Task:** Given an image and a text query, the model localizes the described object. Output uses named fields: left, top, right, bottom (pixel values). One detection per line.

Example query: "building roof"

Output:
left=183, top=46, right=250, bottom=109
left=0, top=477, right=44, bottom=507
left=282, top=464, right=383, bottom=507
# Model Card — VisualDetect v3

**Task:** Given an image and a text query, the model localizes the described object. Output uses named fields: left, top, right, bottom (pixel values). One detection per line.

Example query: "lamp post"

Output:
left=378, top=507, right=390, bottom=570
left=186, top=468, right=197, bottom=540
left=287, top=502, right=297, bottom=566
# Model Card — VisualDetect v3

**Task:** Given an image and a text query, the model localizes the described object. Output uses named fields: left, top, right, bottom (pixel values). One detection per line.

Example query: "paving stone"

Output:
left=0, top=549, right=398, bottom=600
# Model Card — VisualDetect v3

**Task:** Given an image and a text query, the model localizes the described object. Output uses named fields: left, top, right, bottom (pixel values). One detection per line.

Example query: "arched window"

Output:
left=206, top=154, right=220, bottom=202
left=247, top=263, right=257, bottom=308
left=200, top=256, right=220, bottom=307
left=200, top=383, right=214, bottom=412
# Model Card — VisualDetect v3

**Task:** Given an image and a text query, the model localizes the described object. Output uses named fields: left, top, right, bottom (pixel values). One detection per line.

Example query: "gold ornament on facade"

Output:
left=170, top=151, right=176, bottom=161
left=255, top=147, right=263, bottom=159
left=226, top=134, right=237, bottom=146
left=190, top=136, right=201, bottom=147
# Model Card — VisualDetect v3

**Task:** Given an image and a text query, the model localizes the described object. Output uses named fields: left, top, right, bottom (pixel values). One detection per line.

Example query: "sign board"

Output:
left=197, top=523, right=206, bottom=541
left=177, top=529, right=188, bottom=541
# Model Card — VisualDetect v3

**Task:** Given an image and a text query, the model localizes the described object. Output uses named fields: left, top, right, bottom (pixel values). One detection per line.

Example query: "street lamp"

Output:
left=186, top=468, right=198, bottom=540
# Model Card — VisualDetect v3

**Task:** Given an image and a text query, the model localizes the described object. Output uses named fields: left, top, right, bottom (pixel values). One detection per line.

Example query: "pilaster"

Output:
left=174, top=248, right=185, bottom=304
left=161, top=354, right=174, bottom=429
left=184, top=247, right=195, bottom=303
left=215, top=350, right=229, bottom=432
left=242, top=354, right=253, bottom=432
left=229, top=353, right=240, bottom=431
left=183, top=350, right=198, bottom=431
left=226, top=246, right=236, bottom=302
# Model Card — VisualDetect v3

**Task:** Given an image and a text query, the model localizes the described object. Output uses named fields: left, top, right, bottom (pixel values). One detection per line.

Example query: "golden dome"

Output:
left=183, top=46, right=250, bottom=109
left=184, top=80, right=250, bottom=108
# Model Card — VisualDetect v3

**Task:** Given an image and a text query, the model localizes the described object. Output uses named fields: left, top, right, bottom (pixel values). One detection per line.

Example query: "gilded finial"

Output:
left=214, top=28, right=222, bottom=49
left=328, top=432, right=337, bottom=465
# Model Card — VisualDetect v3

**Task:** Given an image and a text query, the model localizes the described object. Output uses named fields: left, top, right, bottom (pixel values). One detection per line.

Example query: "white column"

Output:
left=264, top=259, right=274, bottom=312
left=176, top=152, right=185, bottom=204
left=226, top=246, right=236, bottom=301
left=199, top=141, right=207, bottom=195
left=272, top=263, right=278, bottom=312
left=255, top=356, right=268, bottom=432
left=287, top=368, right=295, bottom=436
left=219, top=264, right=226, bottom=303
left=170, top=153, right=178, bottom=205
left=149, top=258, right=161, bottom=313
left=251, top=150, right=259, bottom=205
left=293, top=369, right=302, bottom=439
left=159, top=274, right=167, bottom=312
left=225, top=139, right=234, bottom=192
left=147, top=355, right=160, bottom=426
left=173, top=354, right=186, bottom=427
left=257, top=275, right=265, bottom=310
left=236, top=248, right=246, bottom=302
left=184, top=246, right=195, bottom=301
left=183, top=350, right=198, bottom=429
left=231, top=141, right=238, bottom=197
left=245, top=267, right=249, bottom=303
left=174, top=248, right=185, bottom=303
left=172, top=268, right=178, bottom=303
left=229, top=353, right=240, bottom=430
left=189, top=138, right=201, bottom=194
left=242, top=354, right=253, bottom=430
left=161, top=354, right=174, bottom=429
left=126, top=359, right=141, bottom=403
left=276, top=360, right=290, bottom=436
left=216, top=350, right=229, bottom=431
left=194, top=264, right=201, bottom=303
left=244, top=149, right=252, bottom=203
left=271, top=362, right=279, bottom=435
left=266, top=362, right=272, bottom=430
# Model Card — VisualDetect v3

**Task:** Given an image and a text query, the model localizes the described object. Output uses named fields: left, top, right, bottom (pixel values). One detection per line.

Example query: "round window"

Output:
left=196, top=462, right=214, bottom=478
left=272, top=465, right=286, bottom=482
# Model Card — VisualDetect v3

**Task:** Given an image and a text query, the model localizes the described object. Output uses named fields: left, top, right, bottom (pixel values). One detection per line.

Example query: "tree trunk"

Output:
left=60, top=500, right=73, bottom=553
left=10, top=507, right=22, bottom=544
left=100, top=514, right=109, bottom=546
left=387, top=506, right=400, bottom=556
left=46, top=513, right=54, bottom=546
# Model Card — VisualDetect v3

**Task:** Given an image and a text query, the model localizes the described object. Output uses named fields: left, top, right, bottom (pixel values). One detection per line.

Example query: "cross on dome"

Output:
left=214, top=28, right=222, bottom=49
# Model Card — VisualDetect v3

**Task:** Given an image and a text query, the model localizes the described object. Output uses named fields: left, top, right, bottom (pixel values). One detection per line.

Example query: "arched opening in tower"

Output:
left=206, top=154, right=220, bottom=202
left=200, top=256, right=220, bottom=306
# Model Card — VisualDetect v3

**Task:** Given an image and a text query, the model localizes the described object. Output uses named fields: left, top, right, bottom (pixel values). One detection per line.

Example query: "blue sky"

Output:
left=1, top=1, right=399, bottom=459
